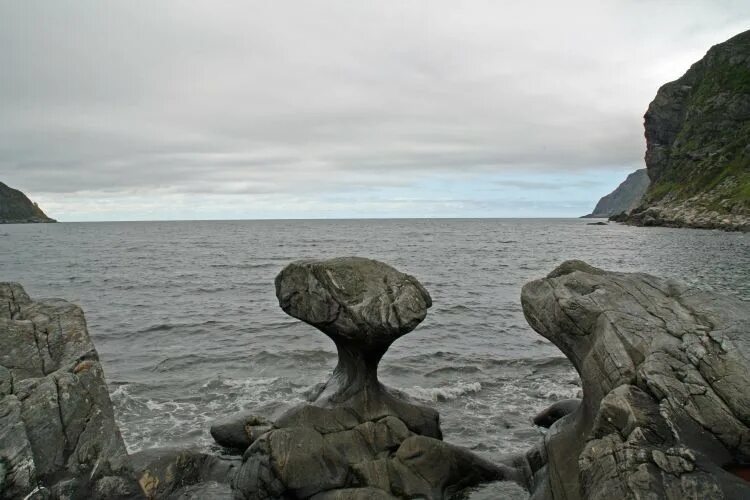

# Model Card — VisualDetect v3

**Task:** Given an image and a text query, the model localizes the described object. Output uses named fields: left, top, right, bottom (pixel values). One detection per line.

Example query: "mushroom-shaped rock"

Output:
left=231, top=258, right=518, bottom=499
left=274, top=257, right=438, bottom=436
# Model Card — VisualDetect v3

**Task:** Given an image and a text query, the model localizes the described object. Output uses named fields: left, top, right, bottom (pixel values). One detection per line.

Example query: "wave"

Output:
left=394, top=351, right=570, bottom=370
left=151, top=352, right=249, bottom=372
left=405, top=381, right=482, bottom=402
left=136, top=319, right=224, bottom=334
left=424, top=365, right=483, bottom=378
left=209, top=262, right=278, bottom=270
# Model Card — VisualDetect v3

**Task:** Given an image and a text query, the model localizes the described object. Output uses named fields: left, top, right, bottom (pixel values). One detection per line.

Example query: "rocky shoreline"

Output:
left=611, top=205, right=749, bottom=232
left=2, top=257, right=749, bottom=499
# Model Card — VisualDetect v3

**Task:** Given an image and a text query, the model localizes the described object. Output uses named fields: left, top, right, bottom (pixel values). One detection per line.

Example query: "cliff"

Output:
left=0, top=182, right=56, bottom=223
left=582, top=169, right=649, bottom=218
left=619, top=30, right=750, bottom=231
left=0, top=283, right=138, bottom=498
left=0, top=283, right=239, bottom=499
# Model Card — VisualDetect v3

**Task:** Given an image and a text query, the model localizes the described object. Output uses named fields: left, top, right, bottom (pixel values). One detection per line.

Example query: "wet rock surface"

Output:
left=0, top=282, right=138, bottom=499
left=130, top=448, right=239, bottom=500
left=531, top=399, right=580, bottom=428
left=520, top=260, right=750, bottom=499
left=210, top=412, right=273, bottom=451
left=230, top=257, right=515, bottom=499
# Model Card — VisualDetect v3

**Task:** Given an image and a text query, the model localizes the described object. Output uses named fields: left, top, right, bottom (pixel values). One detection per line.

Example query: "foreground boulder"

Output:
left=230, top=257, right=515, bottom=499
left=0, top=283, right=139, bottom=499
left=520, top=260, right=750, bottom=499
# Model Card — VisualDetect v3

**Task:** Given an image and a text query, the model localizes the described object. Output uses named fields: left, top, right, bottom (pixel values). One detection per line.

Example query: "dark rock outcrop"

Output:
left=230, top=257, right=517, bottom=499
left=582, top=169, right=649, bottom=218
left=619, top=30, right=750, bottom=231
left=0, top=182, right=56, bottom=224
left=519, top=260, right=750, bottom=499
left=0, top=283, right=138, bottom=499
left=532, top=399, right=580, bottom=429
left=210, top=412, right=273, bottom=451
left=130, top=448, right=239, bottom=500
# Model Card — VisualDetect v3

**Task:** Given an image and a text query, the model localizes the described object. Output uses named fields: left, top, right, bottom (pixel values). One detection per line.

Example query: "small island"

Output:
left=0, top=181, right=56, bottom=224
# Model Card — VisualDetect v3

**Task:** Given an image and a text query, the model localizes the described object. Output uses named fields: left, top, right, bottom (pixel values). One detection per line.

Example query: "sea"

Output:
left=1, top=219, right=748, bottom=497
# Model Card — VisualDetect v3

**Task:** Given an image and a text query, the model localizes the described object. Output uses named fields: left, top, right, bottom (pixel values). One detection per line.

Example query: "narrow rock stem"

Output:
left=320, top=339, right=389, bottom=404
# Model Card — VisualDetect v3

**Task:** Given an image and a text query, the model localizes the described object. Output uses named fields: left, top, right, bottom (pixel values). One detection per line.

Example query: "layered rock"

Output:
left=0, top=182, right=55, bottom=224
left=582, top=169, right=649, bottom=218
left=520, top=260, right=750, bottom=499
left=619, top=30, right=750, bottom=231
left=0, top=283, right=138, bottom=498
left=230, top=257, right=515, bottom=499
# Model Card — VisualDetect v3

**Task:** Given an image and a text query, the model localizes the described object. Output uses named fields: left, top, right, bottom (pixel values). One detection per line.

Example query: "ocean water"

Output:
left=1, top=219, right=748, bottom=490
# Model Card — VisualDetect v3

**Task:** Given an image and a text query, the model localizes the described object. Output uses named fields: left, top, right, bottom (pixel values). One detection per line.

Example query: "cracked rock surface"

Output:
left=520, top=260, right=750, bottom=500
left=231, top=257, right=516, bottom=499
left=0, top=282, right=139, bottom=499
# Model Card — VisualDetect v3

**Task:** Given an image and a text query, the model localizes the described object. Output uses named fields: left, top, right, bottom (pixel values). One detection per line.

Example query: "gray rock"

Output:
left=209, top=411, right=272, bottom=451
left=532, top=399, right=580, bottom=428
left=167, top=481, right=233, bottom=500
left=519, top=260, right=750, bottom=499
left=274, top=257, right=439, bottom=437
left=0, top=282, right=139, bottom=499
left=130, top=448, right=240, bottom=499
left=232, top=258, right=513, bottom=499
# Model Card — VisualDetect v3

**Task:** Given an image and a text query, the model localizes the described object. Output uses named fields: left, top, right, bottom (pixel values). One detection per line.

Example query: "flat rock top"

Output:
left=275, top=257, right=432, bottom=345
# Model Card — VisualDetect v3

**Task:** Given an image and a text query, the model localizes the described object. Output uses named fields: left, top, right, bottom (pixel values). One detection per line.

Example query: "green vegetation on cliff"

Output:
left=0, top=181, right=56, bottom=223
left=632, top=30, right=750, bottom=229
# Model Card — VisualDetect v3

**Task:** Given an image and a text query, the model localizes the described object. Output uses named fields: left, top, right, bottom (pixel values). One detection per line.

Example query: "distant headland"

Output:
left=0, top=181, right=56, bottom=224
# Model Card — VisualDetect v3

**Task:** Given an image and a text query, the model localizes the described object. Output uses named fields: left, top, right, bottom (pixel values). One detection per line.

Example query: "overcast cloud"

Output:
left=1, top=1, right=748, bottom=220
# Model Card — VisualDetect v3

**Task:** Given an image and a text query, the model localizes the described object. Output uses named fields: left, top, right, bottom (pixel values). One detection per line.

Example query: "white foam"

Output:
left=406, top=381, right=482, bottom=402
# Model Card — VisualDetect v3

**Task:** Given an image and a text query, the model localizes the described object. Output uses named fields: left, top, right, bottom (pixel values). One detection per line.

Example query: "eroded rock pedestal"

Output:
left=0, top=283, right=139, bottom=499
left=231, top=257, right=513, bottom=499
left=520, top=260, right=750, bottom=500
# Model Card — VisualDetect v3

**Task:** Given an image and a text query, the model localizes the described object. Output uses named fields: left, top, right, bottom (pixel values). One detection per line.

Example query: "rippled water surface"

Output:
left=1, top=219, right=748, bottom=478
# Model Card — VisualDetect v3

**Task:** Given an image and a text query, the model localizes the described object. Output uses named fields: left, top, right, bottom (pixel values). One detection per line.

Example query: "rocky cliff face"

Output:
left=583, top=169, right=649, bottom=218
left=620, top=30, right=750, bottom=231
left=0, top=182, right=55, bottom=224
left=0, top=283, right=138, bottom=499
left=0, top=284, right=240, bottom=500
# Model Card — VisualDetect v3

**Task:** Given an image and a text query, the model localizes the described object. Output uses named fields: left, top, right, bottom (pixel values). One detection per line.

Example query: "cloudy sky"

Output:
left=1, top=1, right=748, bottom=221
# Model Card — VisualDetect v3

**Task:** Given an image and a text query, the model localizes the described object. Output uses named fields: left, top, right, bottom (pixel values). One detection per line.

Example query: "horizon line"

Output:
left=25, top=216, right=607, bottom=223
